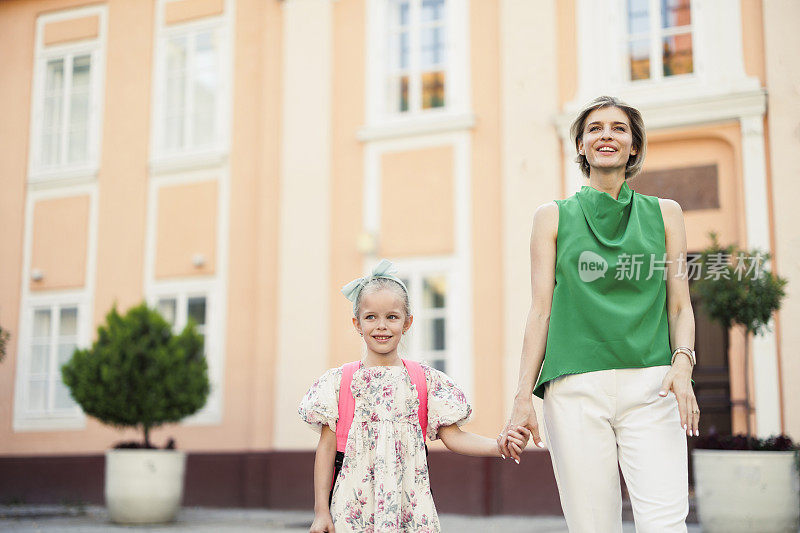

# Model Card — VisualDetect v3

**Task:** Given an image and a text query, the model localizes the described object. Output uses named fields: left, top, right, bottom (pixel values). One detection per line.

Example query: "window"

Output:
left=399, top=270, right=450, bottom=374
left=156, top=25, right=223, bottom=156
left=30, top=7, right=106, bottom=178
left=156, top=294, right=207, bottom=342
left=627, top=0, right=693, bottom=82
left=26, top=305, right=81, bottom=415
left=365, top=0, right=468, bottom=131
left=154, top=292, right=219, bottom=420
left=38, top=53, right=94, bottom=168
left=387, top=0, right=447, bottom=115
left=30, top=5, right=106, bottom=179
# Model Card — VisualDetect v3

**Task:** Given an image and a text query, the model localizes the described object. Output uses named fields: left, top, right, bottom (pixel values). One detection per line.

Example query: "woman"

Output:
left=499, top=95, right=698, bottom=533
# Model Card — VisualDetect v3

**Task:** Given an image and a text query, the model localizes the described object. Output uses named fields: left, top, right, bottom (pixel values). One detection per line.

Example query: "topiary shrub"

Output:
left=691, top=233, right=788, bottom=442
left=61, top=303, right=210, bottom=449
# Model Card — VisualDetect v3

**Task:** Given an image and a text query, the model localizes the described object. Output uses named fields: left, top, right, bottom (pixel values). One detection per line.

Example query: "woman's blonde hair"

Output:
left=569, top=95, right=647, bottom=180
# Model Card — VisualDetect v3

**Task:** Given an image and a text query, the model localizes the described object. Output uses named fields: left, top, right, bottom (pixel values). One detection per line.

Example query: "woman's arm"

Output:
left=499, top=203, right=558, bottom=455
left=310, top=426, right=337, bottom=533
left=440, top=423, right=530, bottom=461
left=659, top=198, right=699, bottom=437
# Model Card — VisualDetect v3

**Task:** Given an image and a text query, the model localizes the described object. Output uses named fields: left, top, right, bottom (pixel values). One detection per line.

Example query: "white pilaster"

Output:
left=499, top=0, right=561, bottom=420
left=740, top=114, right=781, bottom=437
left=274, top=0, right=333, bottom=449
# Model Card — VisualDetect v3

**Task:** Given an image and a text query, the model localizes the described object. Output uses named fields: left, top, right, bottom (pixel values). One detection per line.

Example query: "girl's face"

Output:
left=578, top=106, right=637, bottom=174
left=353, top=288, right=412, bottom=357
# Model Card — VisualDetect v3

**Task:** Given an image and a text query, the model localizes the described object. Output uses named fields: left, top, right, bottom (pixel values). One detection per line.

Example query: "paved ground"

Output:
left=0, top=505, right=703, bottom=532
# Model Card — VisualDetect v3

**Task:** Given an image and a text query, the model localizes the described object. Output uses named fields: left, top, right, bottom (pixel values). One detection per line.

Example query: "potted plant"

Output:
left=61, top=303, right=209, bottom=524
left=690, top=234, right=797, bottom=533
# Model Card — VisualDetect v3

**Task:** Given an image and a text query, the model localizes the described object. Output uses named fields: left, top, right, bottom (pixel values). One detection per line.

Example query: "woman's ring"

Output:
left=692, top=409, right=700, bottom=414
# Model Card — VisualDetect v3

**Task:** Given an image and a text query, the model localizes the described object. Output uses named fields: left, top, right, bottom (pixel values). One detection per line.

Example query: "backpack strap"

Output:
left=336, top=361, right=360, bottom=453
left=335, top=359, right=429, bottom=453
left=402, top=359, right=428, bottom=441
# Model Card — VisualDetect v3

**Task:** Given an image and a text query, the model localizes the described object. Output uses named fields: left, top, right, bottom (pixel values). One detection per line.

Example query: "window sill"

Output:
left=180, top=405, right=222, bottom=426
left=149, top=149, right=228, bottom=176
left=28, top=166, right=98, bottom=190
left=13, top=412, right=86, bottom=432
left=357, top=112, right=476, bottom=142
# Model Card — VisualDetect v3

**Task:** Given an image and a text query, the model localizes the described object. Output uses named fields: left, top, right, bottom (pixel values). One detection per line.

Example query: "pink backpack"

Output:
left=336, top=359, right=428, bottom=452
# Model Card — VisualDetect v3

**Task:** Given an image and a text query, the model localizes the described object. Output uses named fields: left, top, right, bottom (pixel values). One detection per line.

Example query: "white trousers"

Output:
left=543, top=366, right=688, bottom=533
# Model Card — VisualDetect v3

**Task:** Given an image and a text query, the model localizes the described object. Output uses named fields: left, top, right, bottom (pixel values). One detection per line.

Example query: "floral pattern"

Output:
left=299, top=364, right=472, bottom=533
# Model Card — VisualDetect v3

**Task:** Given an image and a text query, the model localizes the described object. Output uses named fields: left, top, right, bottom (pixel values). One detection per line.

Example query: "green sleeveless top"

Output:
left=533, top=181, right=672, bottom=399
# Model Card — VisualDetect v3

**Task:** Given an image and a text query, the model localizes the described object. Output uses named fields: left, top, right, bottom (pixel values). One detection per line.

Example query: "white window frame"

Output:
left=28, top=5, right=107, bottom=183
left=147, top=281, right=223, bottom=425
left=362, top=131, right=473, bottom=395
left=14, top=292, right=90, bottom=432
left=363, top=0, right=471, bottom=136
left=392, top=258, right=457, bottom=375
left=625, top=0, right=695, bottom=84
left=150, top=5, right=232, bottom=172
left=143, top=166, right=230, bottom=426
left=14, top=183, right=98, bottom=432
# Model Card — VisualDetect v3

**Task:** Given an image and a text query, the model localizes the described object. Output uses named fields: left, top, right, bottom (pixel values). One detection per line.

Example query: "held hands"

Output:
left=496, top=426, right=532, bottom=464
left=498, top=396, right=546, bottom=462
left=659, top=355, right=699, bottom=437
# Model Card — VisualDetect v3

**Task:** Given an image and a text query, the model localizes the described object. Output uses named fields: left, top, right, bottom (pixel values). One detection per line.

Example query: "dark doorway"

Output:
left=689, top=278, right=732, bottom=436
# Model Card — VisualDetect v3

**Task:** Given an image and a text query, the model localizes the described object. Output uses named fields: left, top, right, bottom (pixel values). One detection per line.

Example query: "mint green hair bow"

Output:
left=341, top=259, right=409, bottom=312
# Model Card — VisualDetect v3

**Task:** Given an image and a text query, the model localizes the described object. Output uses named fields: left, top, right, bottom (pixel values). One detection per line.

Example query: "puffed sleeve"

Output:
left=298, top=367, right=342, bottom=433
left=424, top=365, right=473, bottom=441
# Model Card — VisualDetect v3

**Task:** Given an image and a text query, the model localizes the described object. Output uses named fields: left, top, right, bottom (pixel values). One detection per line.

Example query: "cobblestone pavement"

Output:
left=0, top=505, right=704, bottom=532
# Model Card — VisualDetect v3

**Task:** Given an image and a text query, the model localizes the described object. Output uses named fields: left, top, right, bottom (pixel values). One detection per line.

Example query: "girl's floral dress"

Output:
left=298, top=363, right=472, bottom=533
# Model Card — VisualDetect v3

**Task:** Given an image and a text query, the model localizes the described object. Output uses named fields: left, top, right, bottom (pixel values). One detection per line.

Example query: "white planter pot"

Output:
left=693, top=449, right=800, bottom=533
left=105, top=449, right=187, bottom=524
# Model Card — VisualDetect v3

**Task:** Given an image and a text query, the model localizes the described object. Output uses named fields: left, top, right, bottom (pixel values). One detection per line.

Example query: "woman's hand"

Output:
left=310, top=511, right=335, bottom=533
left=498, top=396, right=545, bottom=461
left=497, top=426, right=533, bottom=463
left=659, top=356, right=698, bottom=437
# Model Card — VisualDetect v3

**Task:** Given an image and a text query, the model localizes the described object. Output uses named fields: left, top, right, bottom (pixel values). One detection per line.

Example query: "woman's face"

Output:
left=578, top=106, right=637, bottom=174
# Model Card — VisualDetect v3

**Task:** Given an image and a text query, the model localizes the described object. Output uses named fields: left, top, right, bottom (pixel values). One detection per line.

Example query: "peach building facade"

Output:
left=0, top=0, right=797, bottom=511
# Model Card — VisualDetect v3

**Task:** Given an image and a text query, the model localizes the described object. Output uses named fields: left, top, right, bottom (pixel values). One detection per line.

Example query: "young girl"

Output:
left=299, top=259, right=529, bottom=533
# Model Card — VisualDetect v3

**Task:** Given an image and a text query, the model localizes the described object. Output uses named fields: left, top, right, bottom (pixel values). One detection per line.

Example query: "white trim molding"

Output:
left=740, top=115, right=781, bottom=437
left=361, top=131, right=474, bottom=399
left=143, top=0, right=235, bottom=426
left=143, top=168, right=230, bottom=426
left=27, top=5, right=108, bottom=184
left=13, top=183, right=99, bottom=431
left=149, top=0, right=234, bottom=173
left=364, top=0, right=471, bottom=131
left=357, top=112, right=475, bottom=142
left=571, top=0, right=757, bottom=107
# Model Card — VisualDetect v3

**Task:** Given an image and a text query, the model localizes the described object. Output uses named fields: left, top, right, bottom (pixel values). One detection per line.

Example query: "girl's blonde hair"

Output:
left=353, top=278, right=412, bottom=322
left=569, top=95, right=647, bottom=180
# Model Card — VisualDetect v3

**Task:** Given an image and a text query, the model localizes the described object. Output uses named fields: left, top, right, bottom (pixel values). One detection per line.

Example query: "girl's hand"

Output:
left=659, top=356, right=698, bottom=437
left=310, top=511, right=335, bottom=533
left=497, top=426, right=532, bottom=464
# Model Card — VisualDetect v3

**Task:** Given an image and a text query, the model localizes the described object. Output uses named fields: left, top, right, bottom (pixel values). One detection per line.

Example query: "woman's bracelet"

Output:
left=671, top=346, right=696, bottom=366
